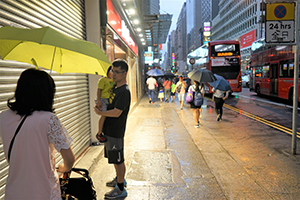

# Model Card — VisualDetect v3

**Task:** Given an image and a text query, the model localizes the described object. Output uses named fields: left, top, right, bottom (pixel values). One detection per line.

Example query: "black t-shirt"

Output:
left=103, top=84, right=131, bottom=138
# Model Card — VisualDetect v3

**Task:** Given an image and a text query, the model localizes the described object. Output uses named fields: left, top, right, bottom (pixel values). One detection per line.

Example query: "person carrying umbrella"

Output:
left=212, top=88, right=229, bottom=121
left=187, top=80, right=205, bottom=128
left=146, top=76, right=157, bottom=104
left=209, top=74, right=231, bottom=121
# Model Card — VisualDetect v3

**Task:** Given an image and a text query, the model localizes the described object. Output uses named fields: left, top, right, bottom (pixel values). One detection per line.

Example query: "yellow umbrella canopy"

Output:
left=0, top=26, right=111, bottom=75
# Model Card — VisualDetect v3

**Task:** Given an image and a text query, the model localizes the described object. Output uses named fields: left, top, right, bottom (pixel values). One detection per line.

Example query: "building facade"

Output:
left=175, top=2, right=187, bottom=72
left=211, top=0, right=262, bottom=70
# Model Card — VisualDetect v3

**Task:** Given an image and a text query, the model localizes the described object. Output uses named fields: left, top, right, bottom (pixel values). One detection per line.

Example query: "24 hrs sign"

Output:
left=266, top=21, right=294, bottom=43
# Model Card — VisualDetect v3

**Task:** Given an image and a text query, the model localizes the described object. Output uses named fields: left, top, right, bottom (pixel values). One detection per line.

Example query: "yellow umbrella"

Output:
left=0, top=26, right=111, bottom=75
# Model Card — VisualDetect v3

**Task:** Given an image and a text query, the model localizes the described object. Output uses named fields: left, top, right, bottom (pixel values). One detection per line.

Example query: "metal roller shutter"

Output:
left=0, top=1, right=91, bottom=198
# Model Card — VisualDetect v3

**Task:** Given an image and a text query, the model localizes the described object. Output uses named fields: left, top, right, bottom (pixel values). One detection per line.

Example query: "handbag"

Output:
left=186, top=88, right=194, bottom=103
left=60, top=168, right=97, bottom=200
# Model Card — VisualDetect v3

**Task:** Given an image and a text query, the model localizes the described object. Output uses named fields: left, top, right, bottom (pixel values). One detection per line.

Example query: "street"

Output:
left=90, top=93, right=300, bottom=200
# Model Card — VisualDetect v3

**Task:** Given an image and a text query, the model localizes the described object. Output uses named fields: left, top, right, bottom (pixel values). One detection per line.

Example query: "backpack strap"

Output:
left=8, top=115, right=28, bottom=163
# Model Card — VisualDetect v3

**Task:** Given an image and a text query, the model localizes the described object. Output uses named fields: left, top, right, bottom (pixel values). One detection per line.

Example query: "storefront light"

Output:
left=128, top=9, right=135, bottom=15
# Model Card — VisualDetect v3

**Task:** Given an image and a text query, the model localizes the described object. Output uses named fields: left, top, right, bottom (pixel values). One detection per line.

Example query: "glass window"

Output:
left=211, top=44, right=240, bottom=56
left=262, top=65, right=269, bottom=78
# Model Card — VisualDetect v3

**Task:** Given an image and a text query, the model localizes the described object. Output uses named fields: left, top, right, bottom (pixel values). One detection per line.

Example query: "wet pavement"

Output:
left=76, top=95, right=300, bottom=200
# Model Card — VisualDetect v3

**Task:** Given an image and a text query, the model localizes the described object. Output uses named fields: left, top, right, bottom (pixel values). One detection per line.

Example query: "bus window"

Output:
left=280, top=62, right=288, bottom=77
left=289, top=63, right=294, bottom=77
left=262, top=65, right=269, bottom=78
left=255, top=66, right=262, bottom=77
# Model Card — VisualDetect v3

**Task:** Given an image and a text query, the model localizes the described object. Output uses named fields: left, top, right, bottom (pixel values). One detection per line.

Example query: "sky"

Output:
left=159, top=0, right=186, bottom=57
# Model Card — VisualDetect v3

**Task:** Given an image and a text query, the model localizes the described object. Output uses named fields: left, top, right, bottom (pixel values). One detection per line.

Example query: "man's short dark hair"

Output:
left=112, top=59, right=128, bottom=72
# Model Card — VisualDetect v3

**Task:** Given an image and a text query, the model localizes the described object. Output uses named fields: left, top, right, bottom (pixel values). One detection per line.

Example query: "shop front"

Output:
left=106, top=0, right=141, bottom=106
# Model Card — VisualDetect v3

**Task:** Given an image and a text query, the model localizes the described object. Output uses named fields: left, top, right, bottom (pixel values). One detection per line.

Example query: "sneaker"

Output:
left=96, top=133, right=107, bottom=143
left=106, top=177, right=127, bottom=187
left=194, top=124, right=199, bottom=128
left=217, top=114, right=221, bottom=121
left=105, top=186, right=127, bottom=199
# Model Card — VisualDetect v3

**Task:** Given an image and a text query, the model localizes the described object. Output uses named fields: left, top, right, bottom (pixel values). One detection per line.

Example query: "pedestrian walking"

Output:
left=0, top=68, right=75, bottom=200
left=212, top=87, right=229, bottom=121
left=94, top=59, right=131, bottom=199
left=158, top=79, right=164, bottom=103
left=175, top=76, right=187, bottom=109
left=187, top=80, right=205, bottom=128
left=146, top=76, right=156, bottom=104
left=163, top=78, right=171, bottom=102
left=95, top=66, right=114, bottom=143
left=170, top=80, right=176, bottom=102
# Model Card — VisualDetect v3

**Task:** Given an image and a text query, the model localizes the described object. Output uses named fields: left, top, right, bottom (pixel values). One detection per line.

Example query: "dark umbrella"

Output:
left=164, top=72, right=175, bottom=78
left=146, top=68, right=164, bottom=76
left=188, top=68, right=216, bottom=83
left=208, top=74, right=231, bottom=91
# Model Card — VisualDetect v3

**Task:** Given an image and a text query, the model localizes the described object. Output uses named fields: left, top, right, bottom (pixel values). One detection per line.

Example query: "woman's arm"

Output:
left=57, top=147, right=75, bottom=172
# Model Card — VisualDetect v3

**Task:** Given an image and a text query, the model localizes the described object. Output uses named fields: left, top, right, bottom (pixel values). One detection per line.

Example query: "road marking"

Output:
left=223, top=103, right=300, bottom=138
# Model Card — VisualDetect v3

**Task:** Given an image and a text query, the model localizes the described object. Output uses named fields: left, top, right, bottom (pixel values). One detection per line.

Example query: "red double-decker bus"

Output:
left=188, top=40, right=242, bottom=93
left=250, top=38, right=300, bottom=102
left=208, top=40, right=242, bottom=92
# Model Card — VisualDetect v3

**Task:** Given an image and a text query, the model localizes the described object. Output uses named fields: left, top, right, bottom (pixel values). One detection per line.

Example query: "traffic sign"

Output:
left=266, top=21, right=295, bottom=43
left=189, top=58, right=195, bottom=65
left=266, top=3, right=295, bottom=20
left=265, top=2, right=295, bottom=43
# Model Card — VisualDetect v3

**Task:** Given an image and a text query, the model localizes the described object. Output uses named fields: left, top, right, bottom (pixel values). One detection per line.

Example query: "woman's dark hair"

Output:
left=106, top=66, right=112, bottom=77
left=7, top=68, right=56, bottom=116
left=194, top=81, right=200, bottom=92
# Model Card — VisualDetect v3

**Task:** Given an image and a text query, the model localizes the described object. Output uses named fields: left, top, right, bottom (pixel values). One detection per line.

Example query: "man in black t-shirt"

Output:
left=94, top=59, right=131, bottom=199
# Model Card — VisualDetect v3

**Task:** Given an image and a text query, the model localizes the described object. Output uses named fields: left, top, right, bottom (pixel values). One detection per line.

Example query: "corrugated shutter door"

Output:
left=0, top=1, right=90, bottom=198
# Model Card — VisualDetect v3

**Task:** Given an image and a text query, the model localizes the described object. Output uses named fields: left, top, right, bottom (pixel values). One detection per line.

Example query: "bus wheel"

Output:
left=256, top=85, right=260, bottom=96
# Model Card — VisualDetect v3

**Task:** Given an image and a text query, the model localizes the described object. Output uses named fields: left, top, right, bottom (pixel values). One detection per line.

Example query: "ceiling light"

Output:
left=129, top=9, right=135, bottom=15
left=136, top=28, right=142, bottom=32
left=142, top=42, right=146, bottom=45
left=133, top=19, right=139, bottom=24
left=141, top=38, right=145, bottom=42
left=139, top=34, right=143, bottom=37
left=123, top=3, right=126, bottom=6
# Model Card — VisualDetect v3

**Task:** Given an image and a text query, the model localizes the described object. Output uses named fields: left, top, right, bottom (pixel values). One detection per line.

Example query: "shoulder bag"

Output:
left=8, top=115, right=28, bottom=163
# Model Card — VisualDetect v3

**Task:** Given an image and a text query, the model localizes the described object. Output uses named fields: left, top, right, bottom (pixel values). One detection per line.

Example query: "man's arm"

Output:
left=94, top=107, right=123, bottom=118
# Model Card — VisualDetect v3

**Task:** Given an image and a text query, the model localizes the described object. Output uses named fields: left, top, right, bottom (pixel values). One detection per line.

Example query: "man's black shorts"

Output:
left=104, top=135, right=124, bottom=164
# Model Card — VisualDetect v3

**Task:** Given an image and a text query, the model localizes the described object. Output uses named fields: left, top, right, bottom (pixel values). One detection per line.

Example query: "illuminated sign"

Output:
left=203, top=32, right=210, bottom=36
left=203, top=26, right=211, bottom=32
left=172, top=53, right=175, bottom=66
left=217, top=52, right=233, bottom=56
left=145, top=51, right=153, bottom=64
left=107, top=0, right=138, bottom=55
